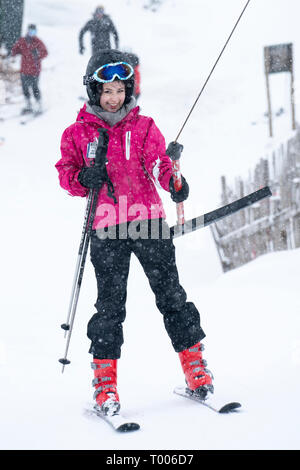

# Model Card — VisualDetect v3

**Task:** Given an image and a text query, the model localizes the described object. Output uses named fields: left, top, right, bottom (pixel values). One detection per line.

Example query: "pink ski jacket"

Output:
left=55, top=104, right=173, bottom=230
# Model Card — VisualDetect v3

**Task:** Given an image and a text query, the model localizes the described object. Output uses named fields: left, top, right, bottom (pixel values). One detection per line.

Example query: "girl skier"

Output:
left=55, top=50, right=213, bottom=416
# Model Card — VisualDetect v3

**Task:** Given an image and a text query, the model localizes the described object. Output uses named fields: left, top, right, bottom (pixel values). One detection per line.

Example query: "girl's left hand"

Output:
left=169, top=175, right=189, bottom=203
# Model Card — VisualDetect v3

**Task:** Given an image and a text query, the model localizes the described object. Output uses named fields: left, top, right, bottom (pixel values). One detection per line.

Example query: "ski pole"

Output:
left=59, top=128, right=109, bottom=373
left=168, top=150, right=185, bottom=226
left=60, top=190, right=93, bottom=339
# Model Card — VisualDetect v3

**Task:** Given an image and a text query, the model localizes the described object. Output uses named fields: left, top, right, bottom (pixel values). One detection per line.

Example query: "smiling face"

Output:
left=99, top=80, right=126, bottom=112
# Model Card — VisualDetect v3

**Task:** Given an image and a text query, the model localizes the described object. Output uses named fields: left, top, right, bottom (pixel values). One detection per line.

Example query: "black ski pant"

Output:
left=21, top=74, right=41, bottom=101
left=87, top=223, right=205, bottom=359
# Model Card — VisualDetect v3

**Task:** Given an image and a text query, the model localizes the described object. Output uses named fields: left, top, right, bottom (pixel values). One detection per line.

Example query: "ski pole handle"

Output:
left=172, top=160, right=185, bottom=225
left=94, top=128, right=109, bottom=167
left=166, top=142, right=185, bottom=225
left=172, top=159, right=182, bottom=191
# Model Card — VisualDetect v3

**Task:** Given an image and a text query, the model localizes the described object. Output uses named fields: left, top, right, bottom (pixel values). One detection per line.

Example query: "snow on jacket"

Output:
left=55, top=104, right=173, bottom=230
left=11, top=36, right=48, bottom=76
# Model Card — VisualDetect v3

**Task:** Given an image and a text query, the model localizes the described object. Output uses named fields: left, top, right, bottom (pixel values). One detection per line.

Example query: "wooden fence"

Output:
left=0, top=58, right=21, bottom=103
left=211, top=128, right=300, bottom=272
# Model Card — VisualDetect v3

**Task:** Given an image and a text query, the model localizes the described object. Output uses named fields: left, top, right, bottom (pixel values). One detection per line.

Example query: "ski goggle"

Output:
left=84, top=62, right=134, bottom=85
left=28, top=28, right=37, bottom=37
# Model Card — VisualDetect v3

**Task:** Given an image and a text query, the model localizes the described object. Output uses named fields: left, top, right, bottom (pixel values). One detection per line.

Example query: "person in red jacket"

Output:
left=11, top=24, right=48, bottom=114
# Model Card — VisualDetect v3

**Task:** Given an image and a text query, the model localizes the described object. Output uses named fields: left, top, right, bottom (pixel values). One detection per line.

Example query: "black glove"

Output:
left=166, top=141, right=183, bottom=161
left=169, top=175, right=189, bottom=203
left=78, top=165, right=106, bottom=189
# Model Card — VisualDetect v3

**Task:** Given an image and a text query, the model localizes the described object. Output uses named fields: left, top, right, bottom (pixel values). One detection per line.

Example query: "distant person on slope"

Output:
left=11, top=24, right=48, bottom=115
left=55, top=49, right=214, bottom=418
left=79, top=6, right=119, bottom=56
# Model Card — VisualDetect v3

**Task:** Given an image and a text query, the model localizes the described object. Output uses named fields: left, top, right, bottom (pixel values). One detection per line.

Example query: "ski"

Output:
left=170, top=186, right=272, bottom=239
left=174, top=386, right=241, bottom=414
left=0, top=111, right=30, bottom=122
left=20, top=110, right=45, bottom=125
left=86, top=404, right=140, bottom=433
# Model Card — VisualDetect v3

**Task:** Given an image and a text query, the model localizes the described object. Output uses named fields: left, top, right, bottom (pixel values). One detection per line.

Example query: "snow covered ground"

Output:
left=0, top=0, right=300, bottom=450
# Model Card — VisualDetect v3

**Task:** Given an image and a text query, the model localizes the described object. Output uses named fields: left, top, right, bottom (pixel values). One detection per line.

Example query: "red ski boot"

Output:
left=91, top=358, right=120, bottom=415
left=179, top=342, right=214, bottom=400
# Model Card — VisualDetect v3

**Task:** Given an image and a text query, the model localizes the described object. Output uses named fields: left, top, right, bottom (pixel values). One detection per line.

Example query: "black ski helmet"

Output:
left=83, top=50, right=135, bottom=106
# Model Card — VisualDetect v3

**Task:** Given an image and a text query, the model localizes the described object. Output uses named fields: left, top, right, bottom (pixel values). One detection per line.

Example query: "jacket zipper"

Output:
left=125, top=131, right=131, bottom=160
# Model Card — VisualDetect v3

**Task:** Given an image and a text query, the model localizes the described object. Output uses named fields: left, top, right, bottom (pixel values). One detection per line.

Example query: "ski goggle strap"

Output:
left=27, top=27, right=37, bottom=37
left=83, top=62, right=134, bottom=85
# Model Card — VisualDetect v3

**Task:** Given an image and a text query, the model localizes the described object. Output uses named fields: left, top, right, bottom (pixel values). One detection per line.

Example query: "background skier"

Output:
left=79, top=6, right=119, bottom=56
left=55, top=50, right=213, bottom=417
left=10, top=24, right=48, bottom=115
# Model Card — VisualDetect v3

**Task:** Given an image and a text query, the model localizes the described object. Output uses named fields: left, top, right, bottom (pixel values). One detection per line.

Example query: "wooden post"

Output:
left=264, top=47, right=273, bottom=138
left=264, top=43, right=295, bottom=136
left=290, top=45, right=296, bottom=131
left=221, top=175, right=228, bottom=205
